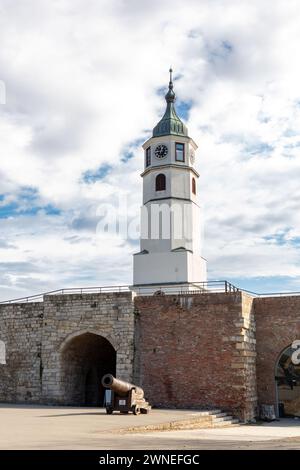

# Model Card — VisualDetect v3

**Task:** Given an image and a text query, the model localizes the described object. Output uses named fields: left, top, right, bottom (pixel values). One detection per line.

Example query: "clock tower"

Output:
left=133, top=70, right=207, bottom=291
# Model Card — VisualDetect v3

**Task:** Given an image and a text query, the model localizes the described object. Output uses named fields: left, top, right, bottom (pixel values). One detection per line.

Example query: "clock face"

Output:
left=190, top=151, right=195, bottom=164
left=155, top=144, right=168, bottom=159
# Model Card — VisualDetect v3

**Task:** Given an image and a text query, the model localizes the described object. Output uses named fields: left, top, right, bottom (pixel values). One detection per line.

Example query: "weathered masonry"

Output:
left=0, top=292, right=135, bottom=405
left=1, top=288, right=299, bottom=421
left=134, top=291, right=257, bottom=422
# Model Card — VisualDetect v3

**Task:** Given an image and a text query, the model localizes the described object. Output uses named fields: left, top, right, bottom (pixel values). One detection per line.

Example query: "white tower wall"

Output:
left=133, top=71, right=207, bottom=292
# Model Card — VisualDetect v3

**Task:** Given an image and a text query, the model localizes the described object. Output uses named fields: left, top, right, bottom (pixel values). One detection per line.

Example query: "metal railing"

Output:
left=0, top=281, right=238, bottom=304
left=133, top=280, right=239, bottom=295
left=238, top=288, right=300, bottom=298
left=1, top=280, right=300, bottom=304
left=0, top=285, right=131, bottom=304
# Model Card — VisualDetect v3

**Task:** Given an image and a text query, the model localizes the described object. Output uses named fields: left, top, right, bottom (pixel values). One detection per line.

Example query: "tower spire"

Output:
left=152, top=68, right=187, bottom=137
left=165, top=67, right=175, bottom=103
left=169, top=67, right=173, bottom=87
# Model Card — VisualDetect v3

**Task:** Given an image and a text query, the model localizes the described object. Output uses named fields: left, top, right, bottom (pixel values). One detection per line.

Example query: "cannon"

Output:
left=102, top=374, right=151, bottom=415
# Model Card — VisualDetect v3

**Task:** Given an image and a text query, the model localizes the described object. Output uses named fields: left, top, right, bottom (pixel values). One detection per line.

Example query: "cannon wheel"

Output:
left=132, top=405, right=140, bottom=415
left=106, top=407, right=113, bottom=415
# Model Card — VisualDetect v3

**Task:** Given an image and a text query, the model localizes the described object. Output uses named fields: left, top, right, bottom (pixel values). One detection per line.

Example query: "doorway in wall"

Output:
left=61, top=332, right=116, bottom=406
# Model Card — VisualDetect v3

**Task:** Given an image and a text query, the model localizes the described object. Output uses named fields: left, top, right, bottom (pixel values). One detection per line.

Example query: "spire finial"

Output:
left=169, top=67, right=173, bottom=87
left=165, top=67, right=175, bottom=103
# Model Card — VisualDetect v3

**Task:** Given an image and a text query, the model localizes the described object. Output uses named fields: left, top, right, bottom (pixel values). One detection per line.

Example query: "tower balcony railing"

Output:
left=1, top=281, right=300, bottom=304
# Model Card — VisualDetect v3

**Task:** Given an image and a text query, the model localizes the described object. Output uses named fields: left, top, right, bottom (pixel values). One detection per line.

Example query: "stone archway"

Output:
left=60, top=332, right=116, bottom=406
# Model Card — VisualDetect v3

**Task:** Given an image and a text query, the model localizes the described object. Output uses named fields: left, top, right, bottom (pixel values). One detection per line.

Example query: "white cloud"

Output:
left=1, top=0, right=300, bottom=299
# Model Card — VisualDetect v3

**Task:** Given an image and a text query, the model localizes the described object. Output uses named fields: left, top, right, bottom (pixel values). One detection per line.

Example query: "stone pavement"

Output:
left=1, top=405, right=300, bottom=450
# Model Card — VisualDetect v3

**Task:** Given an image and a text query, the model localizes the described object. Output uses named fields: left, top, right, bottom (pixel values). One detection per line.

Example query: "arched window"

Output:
left=156, top=174, right=166, bottom=191
left=0, top=340, right=6, bottom=364
left=192, top=177, right=196, bottom=195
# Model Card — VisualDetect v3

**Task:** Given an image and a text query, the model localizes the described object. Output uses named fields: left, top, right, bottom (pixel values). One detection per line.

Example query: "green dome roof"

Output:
left=153, top=69, right=188, bottom=138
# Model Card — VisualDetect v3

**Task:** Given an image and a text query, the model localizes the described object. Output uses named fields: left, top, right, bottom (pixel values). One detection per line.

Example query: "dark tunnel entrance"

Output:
left=61, top=332, right=116, bottom=406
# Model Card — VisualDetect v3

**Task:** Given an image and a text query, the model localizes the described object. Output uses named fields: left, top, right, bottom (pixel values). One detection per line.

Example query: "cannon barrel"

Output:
left=102, top=374, right=144, bottom=398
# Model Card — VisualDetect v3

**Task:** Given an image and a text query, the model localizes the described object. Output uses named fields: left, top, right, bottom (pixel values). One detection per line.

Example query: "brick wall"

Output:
left=134, top=291, right=257, bottom=421
left=255, top=295, right=300, bottom=408
left=4, top=289, right=298, bottom=415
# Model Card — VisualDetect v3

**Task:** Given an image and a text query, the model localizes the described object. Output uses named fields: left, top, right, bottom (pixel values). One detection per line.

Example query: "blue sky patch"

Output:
left=244, top=142, right=274, bottom=157
left=83, top=163, right=112, bottom=183
left=264, top=231, right=300, bottom=247
left=227, top=276, right=300, bottom=295
left=177, top=101, right=192, bottom=121
left=121, top=151, right=134, bottom=163
left=0, top=203, right=61, bottom=219
left=120, top=138, right=145, bottom=163
left=0, top=187, right=61, bottom=218
left=0, top=202, right=61, bottom=218
left=263, top=232, right=288, bottom=246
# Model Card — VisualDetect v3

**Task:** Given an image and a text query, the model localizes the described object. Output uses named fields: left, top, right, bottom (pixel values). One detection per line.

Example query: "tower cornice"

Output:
left=142, top=135, right=198, bottom=151
left=140, top=163, right=199, bottom=178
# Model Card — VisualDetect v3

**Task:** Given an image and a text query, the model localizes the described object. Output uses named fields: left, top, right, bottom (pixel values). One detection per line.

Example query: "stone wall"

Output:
left=254, top=295, right=300, bottom=408
left=0, top=302, right=44, bottom=402
left=0, top=292, right=135, bottom=404
left=3, top=288, right=299, bottom=416
left=134, top=291, right=257, bottom=421
left=42, top=292, right=135, bottom=404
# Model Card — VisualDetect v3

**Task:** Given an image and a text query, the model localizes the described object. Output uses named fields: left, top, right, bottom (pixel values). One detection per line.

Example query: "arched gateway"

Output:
left=60, top=332, right=116, bottom=406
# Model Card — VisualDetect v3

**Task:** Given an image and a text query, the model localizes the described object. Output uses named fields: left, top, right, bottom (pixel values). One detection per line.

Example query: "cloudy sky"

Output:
left=1, top=0, right=300, bottom=300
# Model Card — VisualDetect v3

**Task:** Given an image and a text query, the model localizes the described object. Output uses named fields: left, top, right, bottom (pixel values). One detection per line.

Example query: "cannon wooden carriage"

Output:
left=102, top=374, right=151, bottom=415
